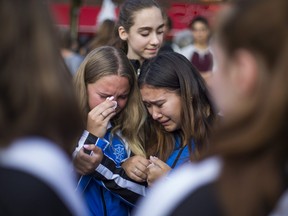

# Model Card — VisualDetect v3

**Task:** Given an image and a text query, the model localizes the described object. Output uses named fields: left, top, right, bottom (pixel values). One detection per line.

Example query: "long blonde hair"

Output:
left=74, top=46, right=147, bottom=157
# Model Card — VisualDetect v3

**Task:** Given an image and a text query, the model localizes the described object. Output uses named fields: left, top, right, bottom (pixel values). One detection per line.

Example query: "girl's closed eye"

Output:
left=144, top=102, right=151, bottom=108
left=140, top=32, right=149, bottom=37
left=156, top=103, right=164, bottom=108
left=118, top=94, right=128, bottom=100
left=99, top=94, right=109, bottom=99
left=157, top=29, right=164, bottom=35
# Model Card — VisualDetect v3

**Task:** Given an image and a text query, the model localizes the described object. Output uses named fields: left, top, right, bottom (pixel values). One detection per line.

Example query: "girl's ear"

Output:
left=118, top=26, right=128, bottom=41
left=231, top=49, right=259, bottom=97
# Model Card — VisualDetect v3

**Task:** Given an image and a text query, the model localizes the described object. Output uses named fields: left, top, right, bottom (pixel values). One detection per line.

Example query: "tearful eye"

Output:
left=144, top=103, right=151, bottom=108
left=118, top=95, right=128, bottom=100
left=141, top=33, right=149, bottom=37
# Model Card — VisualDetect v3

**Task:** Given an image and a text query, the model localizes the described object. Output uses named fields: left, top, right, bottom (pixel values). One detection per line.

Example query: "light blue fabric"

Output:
left=166, top=135, right=195, bottom=168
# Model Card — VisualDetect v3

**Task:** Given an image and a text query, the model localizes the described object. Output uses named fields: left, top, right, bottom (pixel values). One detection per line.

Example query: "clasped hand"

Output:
left=121, top=155, right=172, bottom=186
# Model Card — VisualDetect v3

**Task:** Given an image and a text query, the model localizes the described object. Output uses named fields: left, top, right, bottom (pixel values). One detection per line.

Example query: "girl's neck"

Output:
left=130, top=58, right=144, bottom=66
left=194, top=42, right=208, bottom=50
left=127, top=53, right=144, bottom=65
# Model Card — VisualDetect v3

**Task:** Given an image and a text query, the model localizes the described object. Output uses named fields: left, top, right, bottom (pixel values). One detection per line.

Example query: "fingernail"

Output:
left=83, top=144, right=90, bottom=149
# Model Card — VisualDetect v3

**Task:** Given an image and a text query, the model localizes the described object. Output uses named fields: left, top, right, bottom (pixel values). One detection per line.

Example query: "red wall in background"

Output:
left=50, top=3, right=222, bottom=34
left=50, top=4, right=102, bottom=33
left=167, top=3, right=221, bottom=31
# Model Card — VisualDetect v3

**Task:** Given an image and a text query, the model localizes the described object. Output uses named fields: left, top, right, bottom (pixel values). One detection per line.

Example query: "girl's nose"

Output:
left=150, top=33, right=160, bottom=46
left=152, top=107, right=162, bottom=120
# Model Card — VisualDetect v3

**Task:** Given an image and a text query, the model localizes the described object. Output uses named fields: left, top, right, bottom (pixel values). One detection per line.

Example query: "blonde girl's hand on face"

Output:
left=73, top=145, right=103, bottom=175
left=121, top=155, right=150, bottom=183
left=87, top=97, right=117, bottom=138
left=146, top=156, right=172, bottom=186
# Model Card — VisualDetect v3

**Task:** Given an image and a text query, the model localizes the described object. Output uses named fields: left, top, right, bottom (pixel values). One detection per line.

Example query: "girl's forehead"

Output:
left=131, top=6, right=163, bottom=26
left=193, top=21, right=208, bottom=28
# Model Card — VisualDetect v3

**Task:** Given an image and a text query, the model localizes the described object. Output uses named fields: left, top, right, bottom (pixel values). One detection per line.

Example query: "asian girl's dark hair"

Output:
left=139, top=52, right=215, bottom=161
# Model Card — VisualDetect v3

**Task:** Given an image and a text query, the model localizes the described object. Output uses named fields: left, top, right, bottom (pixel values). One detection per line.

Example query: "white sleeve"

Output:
left=269, top=189, right=288, bottom=216
left=178, top=44, right=195, bottom=61
left=72, top=130, right=90, bottom=158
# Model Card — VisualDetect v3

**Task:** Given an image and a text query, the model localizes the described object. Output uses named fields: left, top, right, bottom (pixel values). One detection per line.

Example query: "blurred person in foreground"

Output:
left=0, top=1, right=87, bottom=215
left=133, top=0, right=288, bottom=215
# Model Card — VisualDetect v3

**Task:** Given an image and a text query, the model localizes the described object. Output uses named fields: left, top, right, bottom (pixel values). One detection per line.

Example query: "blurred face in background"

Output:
left=191, top=21, right=210, bottom=44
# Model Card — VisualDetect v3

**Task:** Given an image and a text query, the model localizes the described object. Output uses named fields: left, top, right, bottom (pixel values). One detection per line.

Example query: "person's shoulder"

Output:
left=178, top=44, right=196, bottom=60
left=0, top=137, right=88, bottom=216
left=134, top=157, right=222, bottom=216
left=269, top=189, right=288, bottom=216
left=181, top=44, right=195, bottom=52
left=73, top=53, right=84, bottom=62
left=68, top=53, right=84, bottom=67
left=0, top=166, right=73, bottom=216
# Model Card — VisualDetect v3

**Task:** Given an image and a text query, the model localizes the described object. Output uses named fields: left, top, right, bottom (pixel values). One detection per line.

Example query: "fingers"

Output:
left=146, top=156, right=172, bottom=186
left=85, top=145, right=103, bottom=164
left=146, top=165, right=162, bottom=186
left=121, top=156, right=149, bottom=182
left=132, top=166, right=147, bottom=182
left=128, top=168, right=147, bottom=183
left=91, top=145, right=103, bottom=156
left=73, top=145, right=103, bottom=175
left=87, top=100, right=117, bottom=137
left=90, top=98, right=117, bottom=118
left=149, top=156, right=168, bottom=169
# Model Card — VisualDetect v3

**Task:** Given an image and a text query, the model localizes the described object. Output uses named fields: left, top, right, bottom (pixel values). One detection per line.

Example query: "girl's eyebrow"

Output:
left=157, top=24, right=165, bottom=29
left=98, top=92, right=110, bottom=97
left=138, top=24, right=165, bottom=31
left=143, top=99, right=165, bottom=104
left=120, top=90, right=130, bottom=96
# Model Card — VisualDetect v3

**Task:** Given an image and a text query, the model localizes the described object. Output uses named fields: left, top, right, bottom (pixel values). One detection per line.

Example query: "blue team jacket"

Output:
left=76, top=130, right=194, bottom=216
left=76, top=129, right=135, bottom=216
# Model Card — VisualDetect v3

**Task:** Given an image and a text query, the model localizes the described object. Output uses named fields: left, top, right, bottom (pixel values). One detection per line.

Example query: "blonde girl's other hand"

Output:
left=121, top=155, right=150, bottom=182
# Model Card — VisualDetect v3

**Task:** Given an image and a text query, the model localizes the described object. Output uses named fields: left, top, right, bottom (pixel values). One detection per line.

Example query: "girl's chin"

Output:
left=162, top=124, right=178, bottom=133
left=144, top=51, right=159, bottom=58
